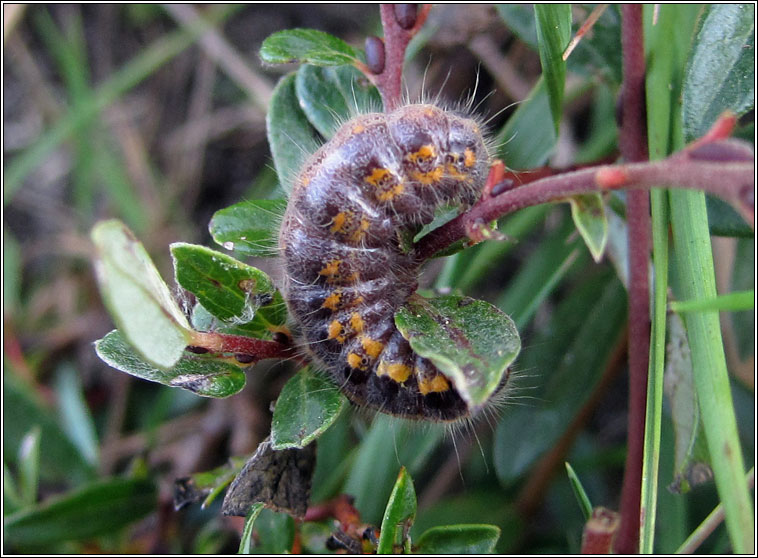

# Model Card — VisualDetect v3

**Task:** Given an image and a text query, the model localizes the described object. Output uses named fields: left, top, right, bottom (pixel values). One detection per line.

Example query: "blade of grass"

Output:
left=4, top=3, right=242, bottom=203
left=669, top=189, right=754, bottom=554
left=674, top=467, right=755, bottom=554
left=670, top=290, right=754, bottom=313
left=565, top=462, right=593, bottom=521
left=638, top=4, right=694, bottom=552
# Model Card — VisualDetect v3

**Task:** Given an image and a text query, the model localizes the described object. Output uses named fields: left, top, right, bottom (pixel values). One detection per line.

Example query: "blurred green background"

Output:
left=3, top=4, right=754, bottom=553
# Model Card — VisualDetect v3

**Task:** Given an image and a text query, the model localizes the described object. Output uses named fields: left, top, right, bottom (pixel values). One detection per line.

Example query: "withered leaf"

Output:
left=222, top=437, right=316, bottom=518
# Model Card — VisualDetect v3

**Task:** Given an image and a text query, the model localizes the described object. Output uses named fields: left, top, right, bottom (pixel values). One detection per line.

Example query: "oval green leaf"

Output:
left=91, top=220, right=191, bottom=369
left=209, top=198, right=287, bottom=258
left=171, top=243, right=276, bottom=322
left=271, top=367, right=346, bottom=450
left=534, top=4, right=572, bottom=134
left=495, top=78, right=557, bottom=169
left=296, top=64, right=381, bottom=138
left=95, top=329, right=246, bottom=398
left=377, top=467, right=417, bottom=554
left=191, top=290, right=287, bottom=341
left=260, top=28, right=361, bottom=66
left=568, top=193, right=608, bottom=263
left=683, top=4, right=755, bottom=141
left=414, top=524, right=501, bottom=554
left=267, top=73, right=320, bottom=190
left=395, top=294, right=520, bottom=408
left=3, top=477, right=156, bottom=547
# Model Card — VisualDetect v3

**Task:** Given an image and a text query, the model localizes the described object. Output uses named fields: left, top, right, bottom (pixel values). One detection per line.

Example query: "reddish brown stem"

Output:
left=616, top=6, right=649, bottom=553
left=413, top=129, right=753, bottom=260
left=376, top=4, right=431, bottom=110
left=189, top=331, right=295, bottom=363
left=581, top=507, right=621, bottom=554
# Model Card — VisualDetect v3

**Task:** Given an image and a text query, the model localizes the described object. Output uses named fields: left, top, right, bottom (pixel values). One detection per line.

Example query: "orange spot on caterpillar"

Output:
left=347, top=352, right=364, bottom=370
left=360, top=336, right=384, bottom=359
left=365, top=167, right=393, bottom=186
left=412, top=166, right=444, bottom=185
left=322, top=291, right=342, bottom=311
left=327, top=320, right=343, bottom=341
left=349, top=312, right=365, bottom=334
left=352, top=123, right=366, bottom=134
left=464, top=148, right=476, bottom=168
left=377, top=361, right=412, bottom=383
left=418, top=374, right=450, bottom=395
left=595, top=167, right=629, bottom=189
left=329, top=212, right=351, bottom=234
left=319, top=259, right=342, bottom=278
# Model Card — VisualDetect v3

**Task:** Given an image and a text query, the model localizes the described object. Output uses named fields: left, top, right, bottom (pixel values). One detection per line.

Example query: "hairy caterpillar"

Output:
left=279, top=102, right=495, bottom=422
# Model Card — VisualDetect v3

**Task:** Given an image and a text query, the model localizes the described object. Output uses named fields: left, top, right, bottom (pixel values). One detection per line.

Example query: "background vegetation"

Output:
left=3, top=4, right=754, bottom=553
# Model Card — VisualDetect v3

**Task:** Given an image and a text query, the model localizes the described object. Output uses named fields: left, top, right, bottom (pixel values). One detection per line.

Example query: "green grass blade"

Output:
left=670, top=290, right=754, bottom=313
left=564, top=462, right=593, bottom=521
left=669, top=191, right=754, bottom=554
left=4, top=4, right=241, bottom=203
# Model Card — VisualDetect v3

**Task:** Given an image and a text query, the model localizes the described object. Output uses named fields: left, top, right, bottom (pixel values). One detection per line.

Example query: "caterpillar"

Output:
left=279, top=102, right=493, bottom=422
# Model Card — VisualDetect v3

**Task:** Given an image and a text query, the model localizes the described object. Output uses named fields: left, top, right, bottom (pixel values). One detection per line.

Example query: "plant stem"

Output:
left=616, top=5, right=650, bottom=554
left=376, top=4, right=431, bottom=110
left=189, top=331, right=294, bottom=362
left=413, top=134, right=754, bottom=260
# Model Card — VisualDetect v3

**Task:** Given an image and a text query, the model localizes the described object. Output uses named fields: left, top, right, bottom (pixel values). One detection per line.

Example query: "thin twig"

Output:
left=615, top=5, right=650, bottom=554
left=675, top=467, right=755, bottom=554
left=162, top=4, right=272, bottom=112
left=413, top=130, right=754, bottom=260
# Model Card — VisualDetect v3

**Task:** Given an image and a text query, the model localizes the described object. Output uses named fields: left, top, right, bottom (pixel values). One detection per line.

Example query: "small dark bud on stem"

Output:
left=364, top=36, right=385, bottom=74
left=234, top=353, right=256, bottom=364
left=394, top=4, right=418, bottom=30
left=186, top=345, right=209, bottom=354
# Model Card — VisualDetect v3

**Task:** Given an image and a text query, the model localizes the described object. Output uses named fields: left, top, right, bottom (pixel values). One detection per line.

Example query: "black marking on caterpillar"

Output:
left=279, top=103, right=497, bottom=422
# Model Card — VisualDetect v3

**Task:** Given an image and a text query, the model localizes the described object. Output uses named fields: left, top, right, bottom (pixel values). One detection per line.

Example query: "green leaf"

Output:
left=683, top=4, right=755, bottom=140
left=495, top=78, right=557, bottom=169
left=706, top=196, right=754, bottom=238
left=3, top=227, right=21, bottom=313
left=271, top=368, right=346, bottom=450
left=267, top=73, right=320, bottom=190
left=3, top=477, right=156, bottom=547
left=414, top=524, right=501, bottom=554
left=209, top=198, right=287, bottom=258
left=564, top=462, right=593, bottom=521
left=377, top=467, right=417, bottom=554
left=4, top=464, right=22, bottom=514
left=260, top=28, right=361, bottom=66
left=190, top=291, right=287, bottom=341
left=395, top=294, right=520, bottom=408
left=243, top=508, right=296, bottom=554
left=173, top=457, right=247, bottom=510
left=345, top=415, right=445, bottom=524
left=91, top=220, right=191, bottom=369
left=496, top=213, right=583, bottom=328
left=54, top=364, right=99, bottom=468
left=171, top=243, right=276, bottom=322
left=567, top=193, right=608, bottom=263
left=534, top=4, right=572, bottom=134
left=495, top=273, right=627, bottom=485
left=496, top=5, right=538, bottom=48
left=296, top=64, right=381, bottom=138
left=95, top=330, right=246, bottom=398
left=17, top=427, right=41, bottom=507
left=3, top=374, right=93, bottom=484
left=239, top=503, right=265, bottom=554
left=566, top=5, right=623, bottom=84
